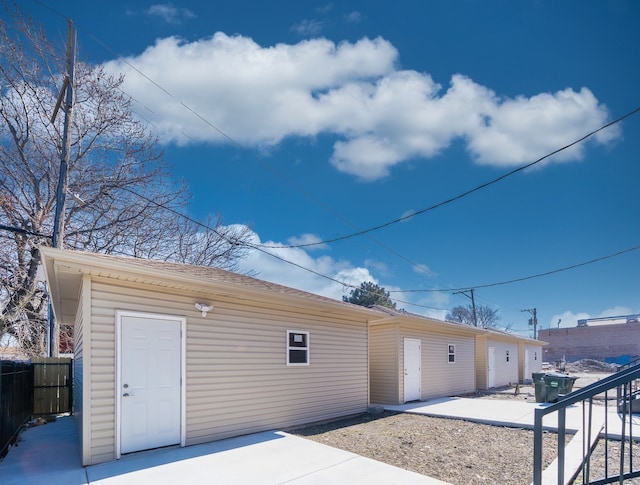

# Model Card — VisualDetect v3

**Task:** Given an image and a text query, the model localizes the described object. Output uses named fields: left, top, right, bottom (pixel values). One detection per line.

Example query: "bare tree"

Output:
left=446, top=304, right=505, bottom=330
left=0, top=5, right=252, bottom=356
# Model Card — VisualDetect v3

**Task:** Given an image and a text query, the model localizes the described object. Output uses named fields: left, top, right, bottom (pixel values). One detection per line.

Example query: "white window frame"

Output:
left=287, top=330, right=309, bottom=366
left=447, top=344, right=456, bottom=363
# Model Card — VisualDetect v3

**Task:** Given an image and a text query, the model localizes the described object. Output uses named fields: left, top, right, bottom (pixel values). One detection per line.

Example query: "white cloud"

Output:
left=290, top=19, right=324, bottom=36
left=286, top=233, right=327, bottom=249
left=412, top=263, right=434, bottom=276
left=467, top=87, right=620, bottom=166
left=316, top=4, right=334, bottom=15
left=235, top=230, right=376, bottom=301
left=550, top=306, right=637, bottom=328
left=232, top=228, right=447, bottom=315
left=104, top=34, right=619, bottom=181
left=345, top=11, right=362, bottom=23
left=147, top=4, right=196, bottom=24
left=596, top=306, right=634, bottom=318
left=400, top=209, right=416, bottom=222
left=549, top=310, right=590, bottom=329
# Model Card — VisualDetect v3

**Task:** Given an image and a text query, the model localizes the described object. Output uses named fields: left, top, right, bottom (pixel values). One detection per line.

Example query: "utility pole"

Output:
left=49, top=19, right=76, bottom=357
left=454, top=288, right=477, bottom=327
left=51, top=19, right=76, bottom=249
left=522, top=308, right=538, bottom=339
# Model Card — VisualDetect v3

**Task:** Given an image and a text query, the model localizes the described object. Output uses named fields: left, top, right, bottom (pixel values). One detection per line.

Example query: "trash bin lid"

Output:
left=544, top=372, right=575, bottom=378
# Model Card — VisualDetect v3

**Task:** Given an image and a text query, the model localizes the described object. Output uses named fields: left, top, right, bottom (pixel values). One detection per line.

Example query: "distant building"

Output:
left=577, top=314, right=639, bottom=327
left=538, top=315, right=640, bottom=365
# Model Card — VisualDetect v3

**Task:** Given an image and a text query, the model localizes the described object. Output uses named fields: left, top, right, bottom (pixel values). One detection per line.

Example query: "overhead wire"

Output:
left=389, top=245, right=640, bottom=293
left=258, top=106, right=640, bottom=249
left=26, top=0, right=451, bottom=305
left=57, top=10, right=640, bottom=301
left=23, top=1, right=640, bottom=313
left=114, top=186, right=448, bottom=311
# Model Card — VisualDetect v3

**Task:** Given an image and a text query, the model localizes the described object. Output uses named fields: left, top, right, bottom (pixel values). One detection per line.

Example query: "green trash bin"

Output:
left=544, top=377, right=560, bottom=402
left=543, top=373, right=577, bottom=402
left=532, top=372, right=547, bottom=403
left=558, top=375, right=577, bottom=395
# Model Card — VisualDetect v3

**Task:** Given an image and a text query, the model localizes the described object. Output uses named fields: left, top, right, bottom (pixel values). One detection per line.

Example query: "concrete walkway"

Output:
left=383, top=396, right=639, bottom=439
left=0, top=415, right=447, bottom=485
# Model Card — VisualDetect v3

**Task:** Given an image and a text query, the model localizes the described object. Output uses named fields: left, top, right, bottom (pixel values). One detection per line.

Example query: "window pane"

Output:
left=289, top=349, right=308, bottom=364
left=289, top=333, right=307, bottom=347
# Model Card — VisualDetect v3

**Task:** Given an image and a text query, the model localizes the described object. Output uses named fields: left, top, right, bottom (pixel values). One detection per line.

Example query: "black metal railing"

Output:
left=533, top=363, right=640, bottom=485
left=0, top=360, right=34, bottom=459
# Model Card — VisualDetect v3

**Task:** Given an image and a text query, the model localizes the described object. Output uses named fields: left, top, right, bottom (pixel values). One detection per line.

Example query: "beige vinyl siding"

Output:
left=185, top=296, right=369, bottom=445
left=370, top=322, right=477, bottom=404
left=419, top=333, right=475, bottom=399
left=399, top=324, right=475, bottom=401
left=85, top=277, right=369, bottom=463
left=369, top=324, right=399, bottom=404
left=85, top=278, right=119, bottom=464
left=488, top=339, right=519, bottom=387
left=73, top=277, right=85, bottom=461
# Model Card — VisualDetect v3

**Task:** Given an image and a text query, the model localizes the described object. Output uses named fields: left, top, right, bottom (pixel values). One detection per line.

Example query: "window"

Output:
left=287, top=331, right=309, bottom=365
left=448, top=344, right=456, bottom=363
left=506, top=350, right=510, bottom=362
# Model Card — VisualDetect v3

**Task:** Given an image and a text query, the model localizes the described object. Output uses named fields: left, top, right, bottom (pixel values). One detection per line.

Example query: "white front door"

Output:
left=119, top=314, right=182, bottom=455
left=524, top=349, right=530, bottom=383
left=404, top=338, right=421, bottom=402
left=488, top=346, right=496, bottom=388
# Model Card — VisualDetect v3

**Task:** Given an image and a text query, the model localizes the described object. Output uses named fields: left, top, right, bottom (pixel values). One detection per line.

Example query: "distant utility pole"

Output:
left=522, top=308, right=538, bottom=339
left=49, top=19, right=76, bottom=357
left=454, top=288, right=477, bottom=327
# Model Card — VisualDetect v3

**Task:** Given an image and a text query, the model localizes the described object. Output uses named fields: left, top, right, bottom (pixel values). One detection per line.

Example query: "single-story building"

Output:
left=41, top=248, right=381, bottom=466
left=369, top=307, right=486, bottom=404
left=475, top=329, right=544, bottom=390
left=369, top=308, right=546, bottom=404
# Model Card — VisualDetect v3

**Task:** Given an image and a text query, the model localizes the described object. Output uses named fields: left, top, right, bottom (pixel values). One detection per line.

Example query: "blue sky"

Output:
left=21, top=0, right=639, bottom=337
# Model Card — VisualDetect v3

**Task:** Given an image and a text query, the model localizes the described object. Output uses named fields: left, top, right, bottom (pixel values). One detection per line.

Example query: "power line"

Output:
left=25, top=1, right=459, bottom=308
left=32, top=0, right=639, bottom=257
left=390, top=245, right=640, bottom=293
left=116, top=186, right=447, bottom=312
left=258, top=106, right=640, bottom=249
left=0, top=224, right=51, bottom=239
left=23, top=1, right=639, bottom=312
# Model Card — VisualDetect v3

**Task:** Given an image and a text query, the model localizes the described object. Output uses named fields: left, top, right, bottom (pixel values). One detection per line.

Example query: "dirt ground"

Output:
left=293, top=411, right=565, bottom=485
left=291, top=360, right=638, bottom=485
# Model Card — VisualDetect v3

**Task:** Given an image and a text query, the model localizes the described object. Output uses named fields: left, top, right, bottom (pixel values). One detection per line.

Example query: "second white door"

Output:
left=404, top=338, right=422, bottom=402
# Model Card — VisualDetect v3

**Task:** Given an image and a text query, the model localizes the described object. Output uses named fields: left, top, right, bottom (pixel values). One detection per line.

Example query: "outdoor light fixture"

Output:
left=194, top=302, right=213, bottom=317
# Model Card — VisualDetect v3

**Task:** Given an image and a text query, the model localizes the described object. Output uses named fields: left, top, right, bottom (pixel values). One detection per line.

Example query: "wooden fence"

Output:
left=32, top=357, right=72, bottom=415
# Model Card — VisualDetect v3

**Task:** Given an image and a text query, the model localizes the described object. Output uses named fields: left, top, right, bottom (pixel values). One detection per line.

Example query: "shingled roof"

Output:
left=40, top=248, right=377, bottom=314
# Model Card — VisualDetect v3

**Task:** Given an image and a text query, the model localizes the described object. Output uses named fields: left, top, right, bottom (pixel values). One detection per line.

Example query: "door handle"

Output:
left=123, top=393, right=133, bottom=397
